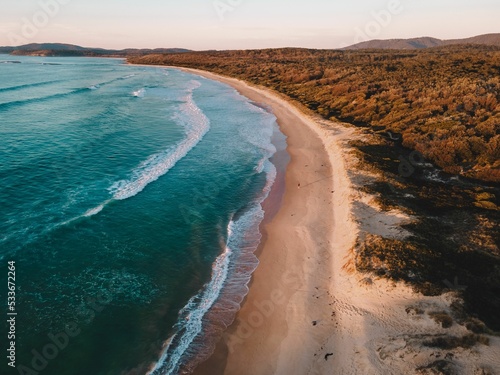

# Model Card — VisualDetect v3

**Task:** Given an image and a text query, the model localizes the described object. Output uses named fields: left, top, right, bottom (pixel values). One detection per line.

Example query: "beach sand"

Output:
left=183, top=68, right=353, bottom=375
left=133, top=64, right=500, bottom=375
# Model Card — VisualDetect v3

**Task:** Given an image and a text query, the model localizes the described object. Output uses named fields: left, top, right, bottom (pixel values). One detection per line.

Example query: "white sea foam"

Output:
left=132, top=88, right=146, bottom=97
left=148, top=158, right=277, bottom=375
left=29, top=80, right=208, bottom=233
left=111, top=80, right=209, bottom=201
left=255, top=158, right=266, bottom=173
left=146, top=84, right=281, bottom=374
left=148, top=225, right=233, bottom=375
left=83, top=204, right=105, bottom=217
left=239, top=102, right=278, bottom=156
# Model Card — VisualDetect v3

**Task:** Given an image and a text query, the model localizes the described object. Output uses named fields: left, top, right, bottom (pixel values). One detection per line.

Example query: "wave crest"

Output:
left=111, top=80, right=209, bottom=201
left=148, top=159, right=277, bottom=375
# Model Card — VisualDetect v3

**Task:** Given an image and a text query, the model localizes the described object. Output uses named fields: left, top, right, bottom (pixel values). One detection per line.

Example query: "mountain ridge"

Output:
left=1, top=33, right=499, bottom=56
left=344, top=33, right=500, bottom=50
left=0, top=43, right=191, bottom=57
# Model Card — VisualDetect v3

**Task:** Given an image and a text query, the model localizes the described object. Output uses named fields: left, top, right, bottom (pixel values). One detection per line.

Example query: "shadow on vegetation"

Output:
left=354, top=139, right=500, bottom=331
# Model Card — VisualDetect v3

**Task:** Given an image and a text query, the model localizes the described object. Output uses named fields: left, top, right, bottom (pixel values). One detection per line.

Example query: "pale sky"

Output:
left=0, top=0, right=498, bottom=50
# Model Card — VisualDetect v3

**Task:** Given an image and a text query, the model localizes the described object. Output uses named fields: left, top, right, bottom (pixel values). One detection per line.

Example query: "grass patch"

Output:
left=423, top=334, right=489, bottom=349
left=429, top=312, right=454, bottom=328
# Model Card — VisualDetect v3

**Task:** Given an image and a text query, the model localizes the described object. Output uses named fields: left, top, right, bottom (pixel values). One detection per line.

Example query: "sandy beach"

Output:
left=180, top=67, right=355, bottom=375
left=132, top=65, right=500, bottom=375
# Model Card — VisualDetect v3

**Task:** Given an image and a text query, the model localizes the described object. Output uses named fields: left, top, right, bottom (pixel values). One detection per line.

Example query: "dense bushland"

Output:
left=129, top=46, right=500, bottom=182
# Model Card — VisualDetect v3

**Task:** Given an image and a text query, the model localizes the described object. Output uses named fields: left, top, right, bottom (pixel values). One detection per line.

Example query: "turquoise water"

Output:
left=0, top=56, right=286, bottom=374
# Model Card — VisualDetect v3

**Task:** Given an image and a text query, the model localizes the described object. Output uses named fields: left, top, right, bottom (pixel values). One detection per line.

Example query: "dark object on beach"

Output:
left=325, top=353, right=333, bottom=361
left=312, top=320, right=317, bottom=326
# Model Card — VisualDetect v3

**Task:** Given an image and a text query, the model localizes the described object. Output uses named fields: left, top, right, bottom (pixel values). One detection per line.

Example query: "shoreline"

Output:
left=131, top=63, right=500, bottom=374
left=168, top=67, right=357, bottom=374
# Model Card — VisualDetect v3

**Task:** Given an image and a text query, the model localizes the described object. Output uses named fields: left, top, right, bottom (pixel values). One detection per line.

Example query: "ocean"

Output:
left=0, top=56, right=287, bottom=375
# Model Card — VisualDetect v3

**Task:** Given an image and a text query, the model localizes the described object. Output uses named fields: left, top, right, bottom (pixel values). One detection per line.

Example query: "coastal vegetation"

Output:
left=129, top=46, right=500, bottom=333
left=129, top=45, right=500, bottom=183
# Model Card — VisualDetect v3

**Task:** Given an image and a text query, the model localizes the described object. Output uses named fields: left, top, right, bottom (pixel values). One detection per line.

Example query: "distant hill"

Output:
left=344, top=33, right=500, bottom=50
left=443, top=33, right=500, bottom=47
left=0, top=43, right=191, bottom=57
